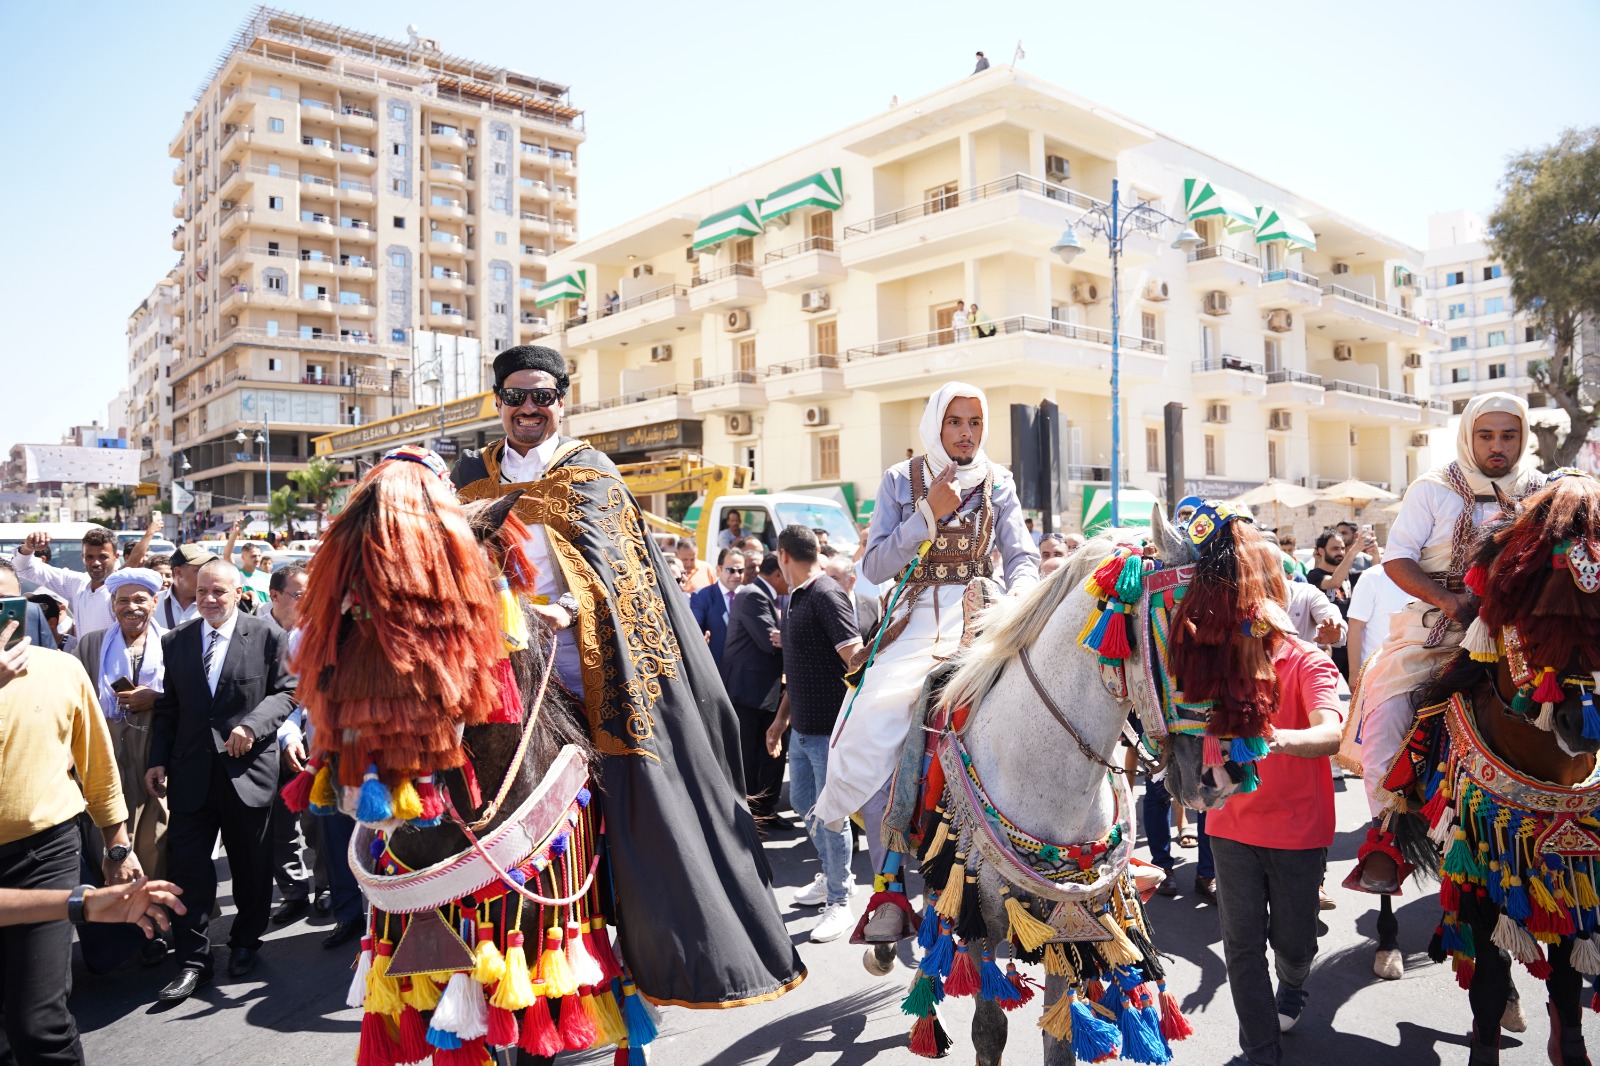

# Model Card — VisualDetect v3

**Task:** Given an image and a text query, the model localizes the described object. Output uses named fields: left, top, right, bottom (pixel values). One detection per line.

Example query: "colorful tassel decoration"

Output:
left=935, top=852, right=967, bottom=921
left=489, top=657, right=524, bottom=725
left=391, top=778, right=423, bottom=822
left=1157, top=982, right=1193, bottom=1041
left=347, top=936, right=374, bottom=1009
left=1043, top=942, right=1073, bottom=977
left=357, top=1009, right=400, bottom=1066
left=1463, top=563, right=1487, bottom=595
left=486, top=1005, right=518, bottom=1049
left=1534, top=669, right=1565, bottom=704
left=1119, top=995, right=1170, bottom=1065
left=1005, top=963, right=1039, bottom=1009
left=558, top=991, right=597, bottom=1051
left=1004, top=890, right=1057, bottom=953
left=1098, top=609, right=1132, bottom=660
left=414, top=774, right=445, bottom=826
left=1491, top=911, right=1542, bottom=964
left=944, top=942, right=980, bottom=997
left=356, top=763, right=394, bottom=824
left=281, top=767, right=316, bottom=813
left=538, top=926, right=579, bottom=999
left=471, top=922, right=506, bottom=986
left=497, top=576, right=530, bottom=652
left=908, top=1010, right=952, bottom=1058
left=901, top=972, right=937, bottom=1017
left=1572, top=936, right=1600, bottom=976
left=433, top=972, right=489, bottom=1042
left=402, top=974, right=442, bottom=1013
left=919, top=921, right=956, bottom=977
left=1201, top=733, right=1224, bottom=768
left=1038, top=986, right=1075, bottom=1041
left=309, top=763, right=337, bottom=814
left=518, top=996, right=563, bottom=1059
left=397, top=1004, right=430, bottom=1064
left=621, top=980, right=659, bottom=1048
left=1072, top=993, right=1123, bottom=1062
left=917, top=893, right=941, bottom=950
left=1462, top=616, right=1499, bottom=662
left=592, top=983, right=628, bottom=1046
left=978, top=951, right=1017, bottom=1003
left=491, top=931, right=537, bottom=1011
left=586, top=919, right=623, bottom=984
left=1096, top=914, right=1142, bottom=967
left=365, top=940, right=403, bottom=1015
left=1583, top=691, right=1600, bottom=742
left=566, top=919, right=605, bottom=988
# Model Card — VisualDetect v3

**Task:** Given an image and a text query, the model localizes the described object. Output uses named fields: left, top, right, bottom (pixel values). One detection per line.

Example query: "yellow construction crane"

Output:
left=615, top=455, right=754, bottom=556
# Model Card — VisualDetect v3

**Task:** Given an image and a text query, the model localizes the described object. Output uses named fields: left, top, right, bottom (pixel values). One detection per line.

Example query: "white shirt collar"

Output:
left=501, top=434, right=561, bottom=483
left=205, top=610, right=240, bottom=642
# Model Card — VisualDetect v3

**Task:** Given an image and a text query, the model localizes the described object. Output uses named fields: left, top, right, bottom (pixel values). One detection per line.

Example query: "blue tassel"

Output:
left=929, top=971, right=946, bottom=1003
left=1095, top=977, right=1124, bottom=1020
left=1441, top=920, right=1463, bottom=955
left=425, top=1026, right=462, bottom=1050
left=1071, top=996, right=1122, bottom=1062
left=576, top=787, right=592, bottom=808
left=920, top=930, right=955, bottom=977
left=368, top=837, right=387, bottom=860
left=1140, top=1004, right=1174, bottom=1058
left=917, top=895, right=941, bottom=951
left=1084, top=606, right=1114, bottom=651
left=979, top=955, right=1017, bottom=1002
left=623, top=982, right=659, bottom=1047
left=1486, top=866, right=1505, bottom=907
left=356, top=763, right=393, bottom=823
left=628, top=1045, right=647, bottom=1066
left=1119, top=999, right=1171, bottom=1064
left=1505, top=877, right=1532, bottom=922
left=1583, top=692, right=1600, bottom=741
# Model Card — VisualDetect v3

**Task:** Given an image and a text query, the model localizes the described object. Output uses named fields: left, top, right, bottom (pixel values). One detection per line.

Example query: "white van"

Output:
left=0, top=522, right=112, bottom=573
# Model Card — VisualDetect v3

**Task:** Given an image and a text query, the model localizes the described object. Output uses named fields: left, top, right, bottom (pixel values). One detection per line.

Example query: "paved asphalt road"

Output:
left=73, top=772, right=1583, bottom=1065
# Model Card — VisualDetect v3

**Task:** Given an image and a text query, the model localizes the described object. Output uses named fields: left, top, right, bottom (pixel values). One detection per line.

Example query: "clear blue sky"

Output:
left=3, top=0, right=1595, bottom=450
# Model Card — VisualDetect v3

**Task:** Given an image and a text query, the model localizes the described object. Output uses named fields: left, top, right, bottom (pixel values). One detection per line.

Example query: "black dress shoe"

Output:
left=157, top=968, right=212, bottom=1002
left=313, top=889, right=333, bottom=915
left=227, top=947, right=258, bottom=977
left=321, top=919, right=363, bottom=950
left=141, top=934, right=172, bottom=967
left=270, top=898, right=310, bottom=925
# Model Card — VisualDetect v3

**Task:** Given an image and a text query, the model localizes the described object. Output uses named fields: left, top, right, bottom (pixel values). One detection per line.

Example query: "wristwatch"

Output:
left=106, top=844, right=131, bottom=863
left=555, top=592, right=579, bottom=619
left=67, top=884, right=93, bottom=926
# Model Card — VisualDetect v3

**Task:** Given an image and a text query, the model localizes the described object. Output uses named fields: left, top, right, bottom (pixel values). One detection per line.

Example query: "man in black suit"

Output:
left=688, top=548, right=746, bottom=670
left=722, top=553, right=789, bottom=822
left=144, top=559, right=296, bottom=1002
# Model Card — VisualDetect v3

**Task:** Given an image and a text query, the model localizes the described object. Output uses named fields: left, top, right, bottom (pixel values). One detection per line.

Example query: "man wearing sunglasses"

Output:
left=451, top=345, right=804, bottom=1013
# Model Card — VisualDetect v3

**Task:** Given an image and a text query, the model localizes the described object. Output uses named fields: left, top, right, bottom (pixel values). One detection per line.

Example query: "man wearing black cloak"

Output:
left=452, top=345, right=804, bottom=1009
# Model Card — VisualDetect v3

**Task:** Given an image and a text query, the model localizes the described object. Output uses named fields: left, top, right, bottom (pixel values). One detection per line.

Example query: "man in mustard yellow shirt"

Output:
left=0, top=619, right=136, bottom=1065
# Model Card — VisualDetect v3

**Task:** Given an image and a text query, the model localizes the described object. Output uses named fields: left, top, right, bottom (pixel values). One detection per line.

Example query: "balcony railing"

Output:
left=217, top=326, right=400, bottom=352
left=1188, top=245, right=1261, bottom=267
left=767, top=355, right=842, bottom=375
left=1261, top=269, right=1320, bottom=286
left=843, top=174, right=1103, bottom=238
left=567, top=383, right=691, bottom=416
left=764, top=236, right=837, bottom=261
left=691, top=262, right=756, bottom=287
left=693, top=371, right=761, bottom=390
left=1324, top=379, right=1431, bottom=406
left=845, top=314, right=1164, bottom=361
left=1266, top=369, right=1324, bottom=387
left=1192, top=358, right=1265, bottom=374
left=1065, top=465, right=1132, bottom=485
left=609, top=285, right=689, bottom=314
left=1322, top=284, right=1416, bottom=320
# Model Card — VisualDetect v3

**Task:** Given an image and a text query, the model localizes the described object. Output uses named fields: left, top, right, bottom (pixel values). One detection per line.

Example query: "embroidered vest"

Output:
left=907, top=456, right=995, bottom=587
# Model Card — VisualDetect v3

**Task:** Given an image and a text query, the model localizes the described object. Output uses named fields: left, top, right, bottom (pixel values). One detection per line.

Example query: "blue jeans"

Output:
left=789, top=730, right=852, bottom=905
left=1144, top=775, right=1213, bottom=880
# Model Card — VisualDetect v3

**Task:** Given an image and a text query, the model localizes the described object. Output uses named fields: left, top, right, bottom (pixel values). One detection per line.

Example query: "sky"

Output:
left=3, top=0, right=1596, bottom=450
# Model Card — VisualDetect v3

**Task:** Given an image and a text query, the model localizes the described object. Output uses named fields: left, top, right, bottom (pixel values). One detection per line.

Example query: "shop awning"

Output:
left=1393, top=265, right=1417, bottom=288
left=1253, top=207, right=1317, bottom=251
left=693, top=201, right=763, bottom=250
left=1183, top=179, right=1256, bottom=233
left=535, top=271, right=586, bottom=307
left=1082, top=487, right=1161, bottom=535
left=759, top=168, right=844, bottom=224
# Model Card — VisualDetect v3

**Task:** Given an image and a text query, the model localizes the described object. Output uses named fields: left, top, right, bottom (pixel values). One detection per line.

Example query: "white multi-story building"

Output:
left=126, top=269, right=181, bottom=517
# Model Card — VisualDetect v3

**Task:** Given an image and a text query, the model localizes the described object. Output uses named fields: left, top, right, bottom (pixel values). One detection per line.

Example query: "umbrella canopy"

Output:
left=1229, top=479, right=1320, bottom=509
left=1319, top=479, right=1399, bottom=518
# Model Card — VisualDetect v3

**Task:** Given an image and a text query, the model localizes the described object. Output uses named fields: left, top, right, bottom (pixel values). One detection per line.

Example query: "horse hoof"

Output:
left=1373, top=948, right=1402, bottom=981
left=863, top=947, right=896, bottom=977
left=1500, top=996, right=1526, bottom=1033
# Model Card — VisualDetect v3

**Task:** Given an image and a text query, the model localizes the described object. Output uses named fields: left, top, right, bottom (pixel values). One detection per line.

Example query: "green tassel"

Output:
left=1114, top=554, right=1145, bottom=603
left=901, top=973, right=936, bottom=1017
left=1442, top=829, right=1485, bottom=882
left=1237, top=764, right=1260, bottom=794
left=1512, top=687, right=1533, bottom=715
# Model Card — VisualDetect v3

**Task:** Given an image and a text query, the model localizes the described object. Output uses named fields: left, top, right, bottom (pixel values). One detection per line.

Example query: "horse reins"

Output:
left=1018, top=646, right=1125, bottom=775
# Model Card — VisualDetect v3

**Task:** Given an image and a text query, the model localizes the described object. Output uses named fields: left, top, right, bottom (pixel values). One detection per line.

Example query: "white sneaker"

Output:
left=793, top=874, right=829, bottom=907
left=810, top=902, right=855, bottom=943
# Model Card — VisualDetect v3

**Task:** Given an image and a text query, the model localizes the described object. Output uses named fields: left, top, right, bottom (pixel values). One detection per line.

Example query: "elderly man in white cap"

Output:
left=74, top=568, right=169, bottom=883
left=1349, top=392, right=1544, bottom=897
left=807, top=382, right=1038, bottom=941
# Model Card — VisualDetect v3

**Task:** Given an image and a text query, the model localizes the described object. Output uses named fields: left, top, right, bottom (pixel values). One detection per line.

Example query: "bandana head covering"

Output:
left=382, top=444, right=449, bottom=480
left=919, top=381, right=990, bottom=491
left=1454, top=391, right=1536, bottom=492
left=105, top=568, right=163, bottom=597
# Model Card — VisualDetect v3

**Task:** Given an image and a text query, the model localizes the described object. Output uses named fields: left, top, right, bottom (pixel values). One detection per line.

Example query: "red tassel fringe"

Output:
left=1534, top=670, right=1565, bottom=703
left=558, top=993, right=597, bottom=1051
left=519, top=997, right=562, bottom=1058
left=1439, top=876, right=1460, bottom=912
left=909, top=1014, right=939, bottom=1058
left=1098, top=610, right=1132, bottom=659
left=1528, top=959, right=1554, bottom=981
left=1159, top=989, right=1194, bottom=1041
left=280, top=768, right=315, bottom=813
left=489, top=658, right=524, bottom=724
left=944, top=946, right=980, bottom=997
left=398, top=1005, right=429, bottom=1065
left=358, top=1011, right=399, bottom=1066
left=487, top=1004, right=519, bottom=1048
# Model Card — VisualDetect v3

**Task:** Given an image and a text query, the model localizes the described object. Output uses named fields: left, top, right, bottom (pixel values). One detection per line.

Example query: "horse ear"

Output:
left=1150, top=503, right=1193, bottom=564
left=464, top=489, right=525, bottom=541
left=1491, top=483, right=1522, bottom=521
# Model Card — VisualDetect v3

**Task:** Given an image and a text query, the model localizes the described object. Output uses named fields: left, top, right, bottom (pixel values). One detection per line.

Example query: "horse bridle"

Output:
left=1017, top=646, right=1126, bottom=775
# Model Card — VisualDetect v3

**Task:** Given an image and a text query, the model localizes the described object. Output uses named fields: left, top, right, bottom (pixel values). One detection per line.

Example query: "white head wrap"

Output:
left=919, top=381, right=990, bottom=492
left=104, top=568, right=163, bottom=597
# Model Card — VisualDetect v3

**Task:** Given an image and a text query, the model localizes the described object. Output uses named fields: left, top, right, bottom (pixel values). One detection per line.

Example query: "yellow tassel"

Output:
left=1576, top=870, right=1600, bottom=911
left=926, top=814, right=950, bottom=858
left=499, top=578, right=529, bottom=652
left=935, top=854, right=967, bottom=920
left=592, top=983, right=627, bottom=1046
left=402, top=974, right=441, bottom=1012
left=491, top=933, right=537, bottom=1011
left=1096, top=913, right=1141, bottom=966
left=1076, top=609, right=1101, bottom=648
left=392, top=779, right=423, bottom=822
left=1044, top=942, right=1076, bottom=980
left=1528, top=873, right=1559, bottom=913
left=579, top=988, right=607, bottom=1049
left=1005, top=892, right=1058, bottom=953
left=310, top=764, right=337, bottom=810
left=537, top=925, right=578, bottom=999
left=473, top=924, right=507, bottom=986
left=364, top=945, right=404, bottom=1015
left=1038, top=988, right=1075, bottom=1041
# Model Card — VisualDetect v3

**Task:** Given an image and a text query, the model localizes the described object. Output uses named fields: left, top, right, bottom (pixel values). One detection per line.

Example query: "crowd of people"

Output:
left=0, top=340, right=1568, bottom=1066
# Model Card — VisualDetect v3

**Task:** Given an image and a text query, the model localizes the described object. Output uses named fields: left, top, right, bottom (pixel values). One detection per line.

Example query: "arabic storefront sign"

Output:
left=316, top=394, right=496, bottom=455
left=586, top=420, right=703, bottom=457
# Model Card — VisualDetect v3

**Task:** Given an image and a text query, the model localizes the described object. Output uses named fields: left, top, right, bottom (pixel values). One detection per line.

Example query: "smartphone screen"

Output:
left=0, top=598, right=26, bottom=649
left=111, top=677, right=135, bottom=693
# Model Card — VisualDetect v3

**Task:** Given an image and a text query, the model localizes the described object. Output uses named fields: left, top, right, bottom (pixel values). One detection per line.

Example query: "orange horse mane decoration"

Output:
left=285, top=446, right=517, bottom=822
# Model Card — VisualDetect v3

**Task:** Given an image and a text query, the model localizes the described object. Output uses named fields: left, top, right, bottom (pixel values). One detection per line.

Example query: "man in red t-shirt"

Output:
left=1169, top=504, right=1345, bottom=1066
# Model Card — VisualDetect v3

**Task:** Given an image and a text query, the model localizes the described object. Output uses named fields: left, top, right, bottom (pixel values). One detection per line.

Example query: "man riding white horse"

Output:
left=813, top=382, right=1039, bottom=937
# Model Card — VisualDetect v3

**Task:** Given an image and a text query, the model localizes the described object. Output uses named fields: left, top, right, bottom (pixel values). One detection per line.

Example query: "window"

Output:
left=1204, top=434, right=1218, bottom=476
left=817, top=435, right=840, bottom=481
left=494, top=231, right=508, bottom=245
left=495, top=129, right=508, bottom=142
left=492, top=302, right=506, bottom=314
left=299, top=325, right=324, bottom=339
left=390, top=104, right=407, bottom=121
left=1451, top=367, right=1470, bottom=383
left=1449, top=336, right=1469, bottom=351
left=737, top=339, right=756, bottom=372
left=492, top=266, right=508, bottom=281
left=266, top=164, right=281, bottom=178
left=1445, top=270, right=1465, bottom=286
left=1487, top=331, right=1507, bottom=347
left=339, top=291, right=363, bottom=305
left=813, top=320, right=837, bottom=356
left=264, top=271, right=285, bottom=292
left=1483, top=264, right=1503, bottom=280
left=1525, top=325, right=1546, bottom=343
left=393, top=216, right=405, bottom=229
left=493, top=163, right=507, bottom=176
left=266, top=358, right=281, bottom=371
left=391, top=328, right=407, bottom=342
left=1488, top=363, right=1507, bottom=379
left=268, top=117, right=284, bottom=133
left=493, top=196, right=509, bottom=212
left=392, top=143, right=406, bottom=156
left=268, top=195, right=283, bottom=210
left=493, top=338, right=504, bottom=352
left=1452, top=398, right=1469, bottom=415
left=1447, top=302, right=1468, bottom=320
left=1484, top=297, right=1504, bottom=315
left=733, top=238, right=754, bottom=264
left=268, top=87, right=282, bottom=100
left=390, top=290, right=405, bottom=304
left=302, top=283, right=328, bottom=300
left=1263, top=337, right=1282, bottom=372
left=1267, top=440, right=1280, bottom=480
left=390, top=252, right=406, bottom=268
left=1141, top=311, right=1157, bottom=342
left=1145, top=427, right=1161, bottom=472
left=925, top=182, right=959, bottom=214
left=265, top=320, right=279, bottom=336
left=391, top=178, right=407, bottom=195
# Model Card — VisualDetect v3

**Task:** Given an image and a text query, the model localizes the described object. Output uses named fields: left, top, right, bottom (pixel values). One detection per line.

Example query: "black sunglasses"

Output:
left=497, top=386, right=563, bottom=409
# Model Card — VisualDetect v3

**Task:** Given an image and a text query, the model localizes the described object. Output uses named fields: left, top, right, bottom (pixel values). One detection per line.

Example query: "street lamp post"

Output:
left=1051, top=178, right=1203, bottom=529
left=236, top=417, right=272, bottom=538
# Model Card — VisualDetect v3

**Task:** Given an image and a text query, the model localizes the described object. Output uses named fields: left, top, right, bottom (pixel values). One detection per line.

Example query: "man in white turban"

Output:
left=1350, top=392, right=1545, bottom=893
left=809, top=383, right=1037, bottom=926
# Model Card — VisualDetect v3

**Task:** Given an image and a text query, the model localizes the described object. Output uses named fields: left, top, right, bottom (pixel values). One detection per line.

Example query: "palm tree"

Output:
left=287, top=457, right=341, bottom=533
left=265, top=485, right=307, bottom=542
left=95, top=486, right=136, bottom=527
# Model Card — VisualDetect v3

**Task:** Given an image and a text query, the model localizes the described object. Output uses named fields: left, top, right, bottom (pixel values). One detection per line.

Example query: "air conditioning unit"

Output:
left=1333, top=343, right=1354, bottom=361
left=1204, top=291, right=1232, bottom=316
left=1410, top=433, right=1429, bottom=448
left=220, top=199, right=234, bottom=210
left=803, top=405, right=829, bottom=426
left=800, top=288, right=830, bottom=313
left=649, top=344, right=672, bottom=362
left=1144, top=280, right=1170, bottom=302
left=563, top=357, right=579, bottom=376
left=1206, top=403, right=1231, bottom=424
left=631, top=264, right=654, bottom=279
left=1404, top=352, right=1424, bottom=368
left=1045, top=154, right=1071, bottom=182
left=1332, top=262, right=1351, bottom=275
left=228, top=315, right=239, bottom=326
left=1269, top=409, right=1293, bottom=432
left=1071, top=282, right=1101, bottom=305
left=1349, top=428, right=1359, bottom=446
left=725, top=413, right=753, bottom=436
left=1267, top=309, right=1293, bottom=332
left=726, top=309, right=752, bottom=332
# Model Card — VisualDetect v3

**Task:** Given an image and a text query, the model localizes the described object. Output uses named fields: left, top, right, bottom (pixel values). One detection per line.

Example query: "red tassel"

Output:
left=1534, top=669, right=1565, bottom=704
left=519, top=997, right=563, bottom=1058
left=487, top=1004, right=519, bottom=1048
left=1098, top=610, right=1132, bottom=659
left=358, top=1011, right=399, bottom=1066
left=1159, top=987, right=1194, bottom=1041
left=280, top=768, right=316, bottom=813
left=489, top=658, right=523, bottom=724
left=614, top=1046, right=630, bottom=1066
left=1090, top=555, right=1124, bottom=593
left=1590, top=987, right=1600, bottom=1012
left=416, top=776, right=445, bottom=821
left=944, top=944, right=980, bottom=997
left=1202, top=733, right=1224, bottom=768
left=1463, top=564, right=1487, bottom=596
left=1455, top=957, right=1475, bottom=989
left=457, top=759, right=483, bottom=812
left=1439, top=876, right=1460, bottom=912
left=442, top=1038, right=487, bottom=1066
left=1004, top=965, right=1038, bottom=1010
left=922, top=757, right=947, bottom=813
left=558, top=992, right=597, bottom=1051
left=398, top=1005, right=430, bottom=1065
left=1528, top=958, right=1554, bottom=980
left=1420, top=787, right=1447, bottom=826
left=585, top=922, right=621, bottom=983
left=909, top=1014, right=939, bottom=1057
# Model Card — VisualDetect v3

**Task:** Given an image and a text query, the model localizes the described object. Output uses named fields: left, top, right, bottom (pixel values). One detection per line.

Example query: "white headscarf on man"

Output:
left=919, top=381, right=991, bottom=492
left=1426, top=390, right=1542, bottom=496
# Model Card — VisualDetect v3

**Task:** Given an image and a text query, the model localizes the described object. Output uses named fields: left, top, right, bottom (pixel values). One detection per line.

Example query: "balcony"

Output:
left=219, top=88, right=253, bottom=124
left=1190, top=357, right=1267, bottom=399
left=429, top=269, right=466, bottom=293
left=338, top=298, right=377, bottom=320
left=336, top=105, right=376, bottom=129
left=841, top=174, right=1102, bottom=274
left=300, top=135, right=337, bottom=162
left=219, top=125, right=252, bottom=162
left=765, top=356, right=850, bottom=403
left=691, top=371, right=767, bottom=414
left=219, top=285, right=253, bottom=316
left=521, top=180, right=551, bottom=201
left=339, top=144, right=378, bottom=170
left=552, top=153, right=576, bottom=174
left=520, top=212, right=552, bottom=235
left=1186, top=244, right=1261, bottom=289
left=1315, top=379, right=1431, bottom=426
left=429, top=162, right=470, bottom=185
left=428, top=197, right=466, bottom=222
left=567, top=285, right=695, bottom=348
left=172, top=163, right=186, bottom=186
left=688, top=262, right=764, bottom=312
left=339, top=219, right=376, bottom=243
left=218, top=164, right=253, bottom=201
left=428, top=126, right=469, bottom=151
left=564, top=384, right=698, bottom=438
left=1264, top=369, right=1326, bottom=410
left=427, top=308, right=468, bottom=329
left=219, top=205, right=253, bottom=238
left=520, top=244, right=548, bottom=262
left=518, top=314, right=552, bottom=338
left=298, top=250, right=337, bottom=274
left=172, top=198, right=186, bottom=219
left=299, top=173, right=337, bottom=201
left=428, top=233, right=467, bottom=257
left=214, top=326, right=403, bottom=358
left=843, top=314, right=1165, bottom=399
left=1257, top=269, right=1323, bottom=311
left=298, top=211, right=336, bottom=237
left=171, top=225, right=186, bottom=250
left=761, top=237, right=848, bottom=294
left=1307, top=284, right=1426, bottom=341
left=337, top=180, right=374, bottom=205
left=339, top=254, right=375, bottom=278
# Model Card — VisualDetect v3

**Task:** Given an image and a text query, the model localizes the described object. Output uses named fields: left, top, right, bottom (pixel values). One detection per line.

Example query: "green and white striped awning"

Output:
left=1183, top=179, right=1256, bottom=234
left=759, top=168, right=844, bottom=224
left=693, top=201, right=763, bottom=251
left=1253, top=207, right=1317, bottom=251
left=1394, top=265, right=1417, bottom=288
left=535, top=270, right=586, bottom=308
left=1081, top=487, right=1160, bottom=535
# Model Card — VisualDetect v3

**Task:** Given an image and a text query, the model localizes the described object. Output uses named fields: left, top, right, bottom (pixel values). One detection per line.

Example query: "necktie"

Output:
left=726, top=590, right=734, bottom=617
left=203, top=630, right=220, bottom=684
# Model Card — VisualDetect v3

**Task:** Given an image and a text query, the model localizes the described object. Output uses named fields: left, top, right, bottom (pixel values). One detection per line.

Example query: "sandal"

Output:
left=1178, top=833, right=1199, bottom=849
